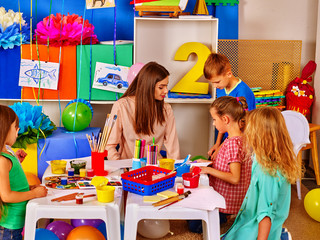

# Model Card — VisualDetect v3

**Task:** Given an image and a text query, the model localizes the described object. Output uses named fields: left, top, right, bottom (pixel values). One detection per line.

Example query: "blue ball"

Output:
left=35, top=228, right=59, bottom=240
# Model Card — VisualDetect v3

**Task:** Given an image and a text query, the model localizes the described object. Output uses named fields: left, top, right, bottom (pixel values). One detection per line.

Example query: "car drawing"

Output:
left=97, top=73, right=128, bottom=89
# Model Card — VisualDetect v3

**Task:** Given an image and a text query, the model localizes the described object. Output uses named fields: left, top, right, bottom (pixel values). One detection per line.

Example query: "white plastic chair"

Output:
left=281, top=110, right=310, bottom=200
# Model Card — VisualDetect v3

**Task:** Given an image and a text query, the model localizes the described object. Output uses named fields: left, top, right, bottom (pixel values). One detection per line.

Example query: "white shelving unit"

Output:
left=134, top=17, right=218, bottom=157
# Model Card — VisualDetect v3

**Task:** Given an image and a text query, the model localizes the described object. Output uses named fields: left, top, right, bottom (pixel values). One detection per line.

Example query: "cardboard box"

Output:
left=77, top=44, right=133, bottom=101
left=21, top=44, right=77, bottom=100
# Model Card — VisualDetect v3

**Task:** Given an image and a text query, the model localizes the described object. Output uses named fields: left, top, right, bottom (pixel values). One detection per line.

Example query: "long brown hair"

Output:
left=122, top=62, right=169, bottom=135
left=244, top=107, right=300, bottom=183
left=0, top=105, right=19, bottom=219
left=210, top=96, right=248, bottom=131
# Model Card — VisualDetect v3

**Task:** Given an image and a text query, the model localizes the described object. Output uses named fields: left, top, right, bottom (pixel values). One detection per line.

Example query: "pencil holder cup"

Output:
left=96, top=185, right=115, bottom=203
left=91, top=150, right=108, bottom=176
left=51, top=160, right=67, bottom=174
left=159, top=158, right=175, bottom=170
left=174, top=163, right=191, bottom=177
left=132, top=158, right=142, bottom=170
left=182, top=172, right=200, bottom=188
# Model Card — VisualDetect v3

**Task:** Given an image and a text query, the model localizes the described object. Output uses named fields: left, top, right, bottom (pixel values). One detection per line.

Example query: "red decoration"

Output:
left=286, top=60, right=317, bottom=120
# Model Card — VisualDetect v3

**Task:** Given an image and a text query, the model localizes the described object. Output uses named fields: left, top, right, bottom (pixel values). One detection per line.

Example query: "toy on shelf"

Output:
left=252, top=89, right=286, bottom=110
left=133, top=0, right=189, bottom=18
left=167, top=91, right=211, bottom=99
left=205, top=0, right=239, bottom=6
left=286, top=60, right=317, bottom=121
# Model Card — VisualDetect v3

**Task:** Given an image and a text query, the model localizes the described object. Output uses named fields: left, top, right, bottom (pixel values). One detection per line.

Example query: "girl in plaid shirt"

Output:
left=189, top=96, right=252, bottom=235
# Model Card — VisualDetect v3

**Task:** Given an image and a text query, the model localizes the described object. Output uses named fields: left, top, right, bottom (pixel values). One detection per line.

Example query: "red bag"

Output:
left=286, top=61, right=317, bottom=121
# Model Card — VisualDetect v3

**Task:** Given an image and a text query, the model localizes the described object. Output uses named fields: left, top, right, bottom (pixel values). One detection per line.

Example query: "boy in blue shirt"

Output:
left=204, top=53, right=256, bottom=160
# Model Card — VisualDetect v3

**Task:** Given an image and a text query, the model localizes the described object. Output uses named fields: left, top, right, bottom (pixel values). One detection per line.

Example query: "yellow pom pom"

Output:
left=310, top=95, right=313, bottom=99
left=303, top=80, right=307, bottom=84
left=294, top=92, right=299, bottom=96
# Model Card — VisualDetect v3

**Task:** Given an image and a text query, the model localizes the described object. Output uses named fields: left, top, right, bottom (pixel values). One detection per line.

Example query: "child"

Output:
left=189, top=96, right=252, bottom=233
left=106, top=62, right=180, bottom=160
left=222, top=107, right=300, bottom=240
left=0, top=105, right=47, bottom=240
left=204, top=53, right=256, bottom=160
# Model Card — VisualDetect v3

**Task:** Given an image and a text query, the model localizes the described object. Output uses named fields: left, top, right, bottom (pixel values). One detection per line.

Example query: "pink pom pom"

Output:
left=34, top=13, right=98, bottom=46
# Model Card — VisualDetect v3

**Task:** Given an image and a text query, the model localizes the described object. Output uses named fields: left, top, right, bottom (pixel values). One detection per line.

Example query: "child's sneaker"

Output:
left=281, top=229, right=292, bottom=240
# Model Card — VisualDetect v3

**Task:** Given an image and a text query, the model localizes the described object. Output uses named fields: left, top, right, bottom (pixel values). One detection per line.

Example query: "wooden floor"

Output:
left=136, top=184, right=320, bottom=240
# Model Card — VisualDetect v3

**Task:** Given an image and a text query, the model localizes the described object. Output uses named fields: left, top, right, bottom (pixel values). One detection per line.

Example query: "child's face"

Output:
left=210, top=108, right=227, bottom=133
left=208, top=71, right=231, bottom=89
left=6, top=121, right=19, bottom=147
left=154, top=76, right=169, bottom=101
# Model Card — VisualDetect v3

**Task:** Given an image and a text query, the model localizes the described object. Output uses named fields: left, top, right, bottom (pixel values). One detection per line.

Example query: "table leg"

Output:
left=24, top=203, right=38, bottom=240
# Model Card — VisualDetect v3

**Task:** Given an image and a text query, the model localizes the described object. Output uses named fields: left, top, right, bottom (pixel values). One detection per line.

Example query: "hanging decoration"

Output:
left=34, top=13, right=98, bottom=47
left=286, top=60, right=317, bottom=121
left=9, top=102, right=56, bottom=149
left=0, top=7, right=29, bottom=49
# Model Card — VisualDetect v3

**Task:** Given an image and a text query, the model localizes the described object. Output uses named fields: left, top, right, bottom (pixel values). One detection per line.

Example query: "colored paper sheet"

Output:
left=21, top=44, right=77, bottom=100
left=19, top=59, right=60, bottom=90
left=77, top=43, right=133, bottom=101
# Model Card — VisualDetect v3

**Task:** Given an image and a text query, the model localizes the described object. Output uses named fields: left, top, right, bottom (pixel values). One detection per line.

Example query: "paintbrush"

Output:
left=152, top=190, right=191, bottom=207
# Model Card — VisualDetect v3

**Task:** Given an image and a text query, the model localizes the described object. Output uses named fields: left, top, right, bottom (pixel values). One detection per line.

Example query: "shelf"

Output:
left=164, top=98, right=214, bottom=104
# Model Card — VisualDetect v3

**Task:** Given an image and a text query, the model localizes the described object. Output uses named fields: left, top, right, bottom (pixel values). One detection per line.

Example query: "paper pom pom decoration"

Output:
left=0, top=7, right=30, bottom=49
left=9, top=102, right=56, bottom=149
left=34, top=13, right=99, bottom=46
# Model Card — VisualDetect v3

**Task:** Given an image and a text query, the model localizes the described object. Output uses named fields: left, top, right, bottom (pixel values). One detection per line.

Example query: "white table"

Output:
left=24, top=158, right=124, bottom=240
left=124, top=178, right=225, bottom=240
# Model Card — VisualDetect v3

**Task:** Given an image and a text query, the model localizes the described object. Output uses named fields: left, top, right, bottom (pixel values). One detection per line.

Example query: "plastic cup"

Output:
left=159, top=158, right=175, bottom=170
left=174, top=163, right=191, bottom=177
left=91, top=151, right=108, bottom=176
left=96, top=185, right=115, bottom=203
left=70, top=160, right=87, bottom=175
left=132, top=158, right=142, bottom=170
left=182, top=172, right=200, bottom=188
left=51, top=160, right=67, bottom=174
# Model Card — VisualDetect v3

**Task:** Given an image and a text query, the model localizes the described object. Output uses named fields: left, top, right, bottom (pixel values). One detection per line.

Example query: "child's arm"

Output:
left=208, top=132, right=223, bottom=160
left=257, top=217, right=271, bottom=240
left=200, top=162, right=241, bottom=185
left=0, top=157, right=47, bottom=203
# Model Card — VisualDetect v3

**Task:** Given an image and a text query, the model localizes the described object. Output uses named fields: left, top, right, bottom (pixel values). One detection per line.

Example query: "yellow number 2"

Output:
left=171, top=42, right=212, bottom=94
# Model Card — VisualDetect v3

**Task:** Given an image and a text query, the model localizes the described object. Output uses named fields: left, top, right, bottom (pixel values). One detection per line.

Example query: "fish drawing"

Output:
left=25, top=64, right=56, bottom=84
left=105, top=66, right=121, bottom=71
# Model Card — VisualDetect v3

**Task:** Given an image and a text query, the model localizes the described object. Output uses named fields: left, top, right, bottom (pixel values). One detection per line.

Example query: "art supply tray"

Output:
left=121, top=166, right=176, bottom=196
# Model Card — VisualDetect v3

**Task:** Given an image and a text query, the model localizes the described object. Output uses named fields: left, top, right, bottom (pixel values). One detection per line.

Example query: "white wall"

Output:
left=239, top=0, right=318, bottom=68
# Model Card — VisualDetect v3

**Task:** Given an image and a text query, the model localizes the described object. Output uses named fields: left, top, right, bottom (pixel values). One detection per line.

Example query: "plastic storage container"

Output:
left=159, top=158, right=175, bottom=170
left=121, top=166, right=176, bottom=196
left=51, top=160, right=67, bottom=174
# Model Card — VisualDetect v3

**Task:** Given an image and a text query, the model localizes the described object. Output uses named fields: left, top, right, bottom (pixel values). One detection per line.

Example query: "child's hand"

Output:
left=32, top=186, right=48, bottom=198
left=199, top=167, right=211, bottom=174
left=208, top=144, right=217, bottom=157
left=29, top=185, right=41, bottom=190
left=16, top=149, right=27, bottom=163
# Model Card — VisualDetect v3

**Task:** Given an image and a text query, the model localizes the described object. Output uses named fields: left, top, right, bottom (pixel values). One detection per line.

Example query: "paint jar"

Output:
left=75, top=194, right=83, bottom=204
left=51, top=160, right=67, bottom=174
left=68, top=168, right=74, bottom=176
left=79, top=168, right=86, bottom=177
left=174, top=163, right=191, bottom=177
left=159, top=158, right=175, bottom=170
left=96, top=186, right=115, bottom=203
left=91, top=150, right=108, bottom=176
left=176, top=183, right=184, bottom=195
left=87, top=169, right=94, bottom=177
left=70, top=160, right=87, bottom=175
left=182, top=172, right=200, bottom=188
left=132, top=158, right=141, bottom=170
left=61, top=177, right=68, bottom=185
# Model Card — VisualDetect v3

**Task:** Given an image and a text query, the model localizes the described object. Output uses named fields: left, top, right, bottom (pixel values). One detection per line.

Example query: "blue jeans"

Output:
left=0, top=227, right=23, bottom=240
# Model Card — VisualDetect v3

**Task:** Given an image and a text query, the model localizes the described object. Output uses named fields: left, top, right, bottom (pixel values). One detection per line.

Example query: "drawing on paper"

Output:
left=93, top=62, right=129, bottom=93
left=19, top=59, right=60, bottom=90
left=86, top=0, right=115, bottom=9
